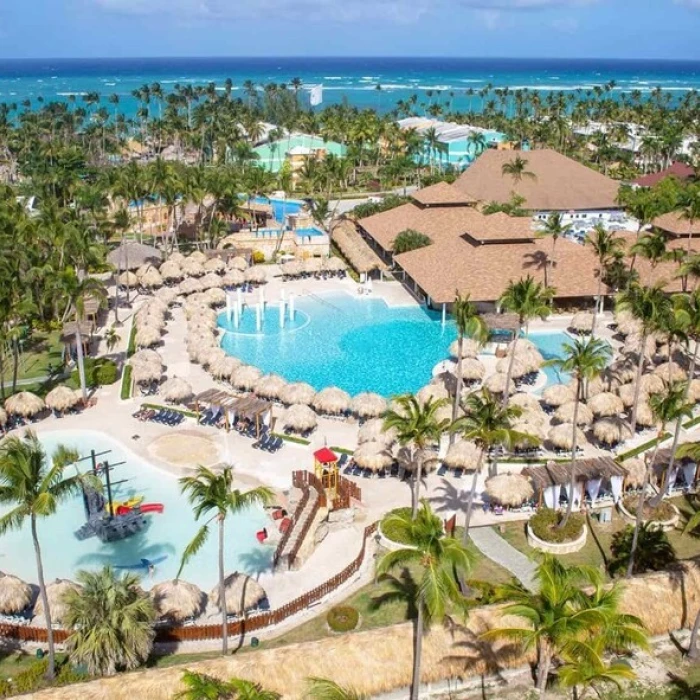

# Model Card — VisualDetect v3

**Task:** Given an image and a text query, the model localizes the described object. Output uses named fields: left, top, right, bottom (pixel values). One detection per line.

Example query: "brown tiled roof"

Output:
left=411, top=182, right=476, bottom=207
left=465, top=212, right=535, bottom=243
left=454, top=149, right=621, bottom=211
left=634, top=162, right=695, bottom=188
left=653, top=211, right=700, bottom=237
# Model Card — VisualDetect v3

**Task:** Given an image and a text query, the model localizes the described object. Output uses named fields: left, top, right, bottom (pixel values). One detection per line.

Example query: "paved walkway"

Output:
left=469, top=526, right=538, bottom=591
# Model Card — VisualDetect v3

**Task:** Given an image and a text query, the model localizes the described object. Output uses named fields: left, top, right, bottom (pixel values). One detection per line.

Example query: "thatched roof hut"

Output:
left=615, top=308, right=641, bottom=336
left=553, top=401, right=593, bottom=426
left=0, top=572, right=32, bottom=614
left=313, top=387, right=351, bottom=415
left=231, top=365, right=262, bottom=391
left=689, top=379, right=700, bottom=403
left=107, top=242, right=160, bottom=271
left=351, top=392, right=387, bottom=419
left=209, top=573, right=266, bottom=615
left=443, top=441, right=481, bottom=470
left=588, top=391, right=624, bottom=417
left=570, top=312, right=594, bottom=334
left=279, top=382, right=316, bottom=406
left=45, top=385, right=80, bottom=412
left=353, top=442, right=393, bottom=471
left=483, top=373, right=516, bottom=396
left=34, top=578, right=82, bottom=624
left=542, top=383, right=575, bottom=407
left=623, top=334, right=656, bottom=358
left=326, top=257, right=347, bottom=272
left=282, top=404, right=317, bottom=433
left=5, top=391, right=45, bottom=417
left=204, top=288, right=226, bottom=307
left=524, top=456, right=627, bottom=492
left=547, top=423, right=585, bottom=450
left=254, top=374, right=287, bottom=400
left=449, top=339, right=480, bottom=359
left=151, top=579, right=206, bottom=624
left=592, top=417, right=632, bottom=446
left=485, top=474, right=534, bottom=507
left=161, top=377, right=193, bottom=403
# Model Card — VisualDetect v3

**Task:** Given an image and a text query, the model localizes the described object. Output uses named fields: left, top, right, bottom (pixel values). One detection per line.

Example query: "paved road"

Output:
left=469, top=526, right=538, bottom=592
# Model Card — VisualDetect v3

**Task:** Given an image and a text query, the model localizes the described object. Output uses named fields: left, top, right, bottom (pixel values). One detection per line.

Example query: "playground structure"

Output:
left=313, top=448, right=339, bottom=501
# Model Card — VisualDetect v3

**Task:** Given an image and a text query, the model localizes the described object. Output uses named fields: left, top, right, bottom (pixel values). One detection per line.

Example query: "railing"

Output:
left=272, top=482, right=310, bottom=570
left=286, top=471, right=325, bottom=568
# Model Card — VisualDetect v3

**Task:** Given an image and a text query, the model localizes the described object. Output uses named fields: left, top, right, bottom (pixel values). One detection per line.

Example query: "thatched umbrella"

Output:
left=182, top=259, right=205, bottom=278
left=232, top=365, right=262, bottom=391
left=160, top=260, right=183, bottom=282
left=282, top=404, right=318, bottom=433
left=624, top=334, right=656, bottom=358
left=118, top=271, right=138, bottom=288
left=131, top=349, right=163, bottom=367
left=588, top=391, right=624, bottom=417
left=457, top=358, right=486, bottom=381
left=107, top=242, right=160, bottom=271
left=617, top=383, right=647, bottom=408
left=416, top=383, right=449, bottom=404
left=554, top=400, right=593, bottom=426
left=281, top=261, right=302, bottom=278
left=303, top=258, right=323, bottom=274
left=201, top=347, right=226, bottom=369
left=5, top=391, right=45, bottom=417
left=169, top=252, right=185, bottom=264
left=136, top=314, right=165, bottom=333
left=132, top=362, right=162, bottom=385
left=654, top=361, right=687, bottom=384
left=135, top=325, right=162, bottom=348
left=244, top=267, right=267, bottom=284
left=610, top=359, right=638, bottom=385
left=547, top=423, right=585, bottom=450
left=615, top=309, right=641, bottom=336
left=520, top=350, right=544, bottom=374
left=443, top=441, right=481, bottom=470
left=512, top=420, right=546, bottom=446
left=34, top=578, right=82, bottom=624
left=570, top=312, right=594, bottom=334
left=483, top=373, right=516, bottom=396
left=636, top=401, right=658, bottom=428
left=0, top=572, right=32, bottom=614
left=45, top=385, right=80, bottom=412
left=155, top=286, right=179, bottom=306
left=254, top=374, right=287, bottom=400
left=508, top=338, right=537, bottom=355
left=358, top=418, right=396, bottom=445
left=509, top=392, right=542, bottom=412
left=689, top=378, right=700, bottom=403
left=229, top=256, right=248, bottom=271
left=188, top=251, right=207, bottom=264
left=326, top=257, right=347, bottom=272
left=280, top=382, right=316, bottom=406
left=140, top=267, right=163, bottom=289
left=204, top=257, right=226, bottom=273
left=209, top=573, right=266, bottom=615
left=351, top=392, right=387, bottom=419
left=204, top=287, right=226, bottom=307
left=209, top=355, right=241, bottom=379
left=161, top=377, right=193, bottom=403
left=592, top=417, right=632, bottom=446
left=353, top=442, right=393, bottom=472
left=222, top=269, right=245, bottom=287
left=313, top=387, right=351, bottom=415
left=449, top=339, right=480, bottom=359
left=622, top=458, right=646, bottom=488
left=542, top=383, right=575, bottom=407
left=639, top=373, right=665, bottom=394
left=0, top=408, right=7, bottom=426
left=586, top=371, right=619, bottom=398
left=485, top=474, right=534, bottom=507
left=151, top=579, right=206, bottom=623
left=179, top=277, right=204, bottom=295
left=496, top=356, right=528, bottom=379
left=199, top=272, right=223, bottom=291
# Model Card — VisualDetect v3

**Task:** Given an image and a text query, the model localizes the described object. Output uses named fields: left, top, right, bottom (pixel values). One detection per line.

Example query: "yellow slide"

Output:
left=112, top=496, right=144, bottom=510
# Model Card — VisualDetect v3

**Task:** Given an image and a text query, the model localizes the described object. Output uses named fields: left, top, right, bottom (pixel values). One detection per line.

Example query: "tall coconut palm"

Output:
left=450, top=291, right=488, bottom=434
left=382, top=395, right=450, bottom=519
left=498, top=276, right=555, bottom=408
left=451, top=389, right=534, bottom=542
left=63, top=566, right=156, bottom=676
left=615, top=282, right=670, bottom=431
left=376, top=502, right=473, bottom=700
left=178, top=466, right=273, bottom=655
left=0, top=433, right=91, bottom=679
left=501, top=155, right=536, bottom=184
left=484, top=555, right=646, bottom=697
left=537, top=212, right=571, bottom=284
left=630, top=231, right=670, bottom=281
left=626, top=383, right=692, bottom=578
left=585, top=224, right=624, bottom=334
left=679, top=184, right=700, bottom=254
left=547, top=337, right=612, bottom=526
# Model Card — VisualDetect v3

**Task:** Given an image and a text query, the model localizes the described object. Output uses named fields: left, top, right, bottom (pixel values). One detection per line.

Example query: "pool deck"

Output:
left=13, top=268, right=700, bottom=648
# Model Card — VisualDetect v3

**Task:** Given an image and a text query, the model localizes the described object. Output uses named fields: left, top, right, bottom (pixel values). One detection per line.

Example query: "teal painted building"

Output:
left=253, top=133, right=346, bottom=173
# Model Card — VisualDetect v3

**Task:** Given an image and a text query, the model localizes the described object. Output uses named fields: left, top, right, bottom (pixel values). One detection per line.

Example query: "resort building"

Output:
left=397, top=117, right=508, bottom=170
left=653, top=210, right=700, bottom=240
left=633, top=162, right=696, bottom=188
left=253, top=133, right=346, bottom=178
left=355, top=181, right=688, bottom=313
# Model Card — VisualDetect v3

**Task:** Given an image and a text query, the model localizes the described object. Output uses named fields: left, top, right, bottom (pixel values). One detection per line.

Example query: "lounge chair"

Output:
left=352, top=464, right=362, bottom=477
left=362, top=468, right=372, bottom=479
left=453, top=468, right=464, bottom=479
left=437, top=464, right=448, bottom=477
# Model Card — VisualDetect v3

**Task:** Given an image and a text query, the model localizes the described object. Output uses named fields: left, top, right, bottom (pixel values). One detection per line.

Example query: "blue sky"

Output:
left=0, top=0, right=699, bottom=59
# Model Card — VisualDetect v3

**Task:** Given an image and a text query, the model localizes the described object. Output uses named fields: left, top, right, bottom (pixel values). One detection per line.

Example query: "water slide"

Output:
left=115, top=502, right=164, bottom=516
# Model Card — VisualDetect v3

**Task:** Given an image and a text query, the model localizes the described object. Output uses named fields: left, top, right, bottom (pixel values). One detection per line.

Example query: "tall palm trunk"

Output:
left=536, top=639, right=551, bottom=696
left=688, top=605, right=700, bottom=659
left=32, top=516, right=55, bottom=678
left=410, top=604, right=424, bottom=700
left=75, top=319, right=88, bottom=402
left=411, top=449, right=423, bottom=520
left=501, top=324, right=522, bottom=409
left=629, top=330, right=648, bottom=431
left=219, top=516, right=228, bottom=654
left=451, top=334, right=464, bottom=445
left=11, top=336, right=19, bottom=394
left=591, top=269, right=603, bottom=337
left=561, top=378, right=581, bottom=528
left=462, top=451, right=485, bottom=545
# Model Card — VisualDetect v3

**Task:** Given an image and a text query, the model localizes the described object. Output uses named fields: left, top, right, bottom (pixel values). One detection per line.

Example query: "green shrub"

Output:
left=127, top=324, right=136, bottom=357
left=121, top=364, right=132, bottom=400
left=94, top=361, right=118, bottom=385
left=327, top=605, right=359, bottom=633
left=609, top=522, right=677, bottom=576
left=529, top=508, right=585, bottom=544
left=352, top=194, right=409, bottom=219
left=70, top=358, right=118, bottom=388
left=392, top=228, right=432, bottom=254
left=10, top=658, right=48, bottom=694
left=381, top=507, right=413, bottom=545
left=252, top=250, right=265, bottom=264
left=622, top=496, right=676, bottom=522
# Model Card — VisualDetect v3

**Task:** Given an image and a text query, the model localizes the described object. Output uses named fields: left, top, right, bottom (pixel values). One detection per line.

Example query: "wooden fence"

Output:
left=272, top=479, right=310, bottom=569
left=286, top=471, right=325, bottom=568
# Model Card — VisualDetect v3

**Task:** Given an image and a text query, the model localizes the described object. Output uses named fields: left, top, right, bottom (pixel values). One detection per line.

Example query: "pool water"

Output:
left=528, top=331, right=573, bottom=387
left=0, top=430, right=272, bottom=590
left=252, top=196, right=304, bottom=223
left=294, top=227, right=326, bottom=238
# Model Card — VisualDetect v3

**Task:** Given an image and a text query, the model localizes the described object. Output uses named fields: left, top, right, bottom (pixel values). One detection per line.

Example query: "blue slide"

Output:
left=114, top=555, right=168, bottom=571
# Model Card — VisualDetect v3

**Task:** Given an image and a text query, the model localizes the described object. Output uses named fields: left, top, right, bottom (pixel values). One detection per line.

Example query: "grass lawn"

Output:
left=0, top=329, right=63, bottom=384
left=498, top=495, right=700, bottom=577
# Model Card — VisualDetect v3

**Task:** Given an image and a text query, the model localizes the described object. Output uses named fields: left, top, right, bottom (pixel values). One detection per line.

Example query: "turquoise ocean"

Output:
left=0, top=57, right=699, bottom=117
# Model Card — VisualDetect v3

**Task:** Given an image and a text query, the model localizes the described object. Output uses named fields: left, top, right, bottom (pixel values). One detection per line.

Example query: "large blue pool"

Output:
left=219, top=292, right=573, bottom=396
left=0, top=430, right=272, bottom=590
left=252, top=196, right=304, bottom=223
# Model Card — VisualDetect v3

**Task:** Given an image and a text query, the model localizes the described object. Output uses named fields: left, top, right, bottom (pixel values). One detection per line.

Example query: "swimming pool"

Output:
left=218, top=292, right=574, bottom=396
left=528, top=331, right=573, bottom=387
left=0, top=430, right=272, bottom=590
left=251, top=227, right=326, bottom=239
left=252, top=196, right=304, bottom=223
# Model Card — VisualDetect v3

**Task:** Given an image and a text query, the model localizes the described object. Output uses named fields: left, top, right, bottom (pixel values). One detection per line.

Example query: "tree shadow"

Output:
left=237, top=548, right=274, bottom=579
left=585, top=512, right=609, bottom=570
left=370, top=567, right=418, bottom=622
left=431, top=478, right=470, bottom=517
left=668, top=672, right=700, bottom=700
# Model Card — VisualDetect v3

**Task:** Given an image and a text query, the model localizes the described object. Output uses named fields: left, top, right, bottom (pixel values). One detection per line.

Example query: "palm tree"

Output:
left=537, top=212, right=571, bottom=285
left=451, top=389, right=534, bottom=541
left=584, top=224, right=624, bottom=335
left=175, top=671, right=281, bottom=699
left=306, top=677, right=367, bottom=700
left=609, top=522, right=677, bottom=577
left=63, top=566, right=156, bottom=676
left=625, top=383, right=692, bottom=578
left=501, top=155, right=536, bottom=184
left=679, top=184, right=700, bottom=254
left=498, top=276, right=555, bottom=408
left=630, top=231, right=670, bottom=281
left=376, top=502, right=473, bottom=700
left=548, top=337, right=612, bottom=526
left=0, top=433, right=91, bottom=679
left=615, top=282, right=670, bottom=431
left=382, top=395, right=450, bottom=519
left=450, top=292, right=488, bottom=432
left=484, top=555, right=647, bottom=696
left=178, top=466, right=273, bottom=655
